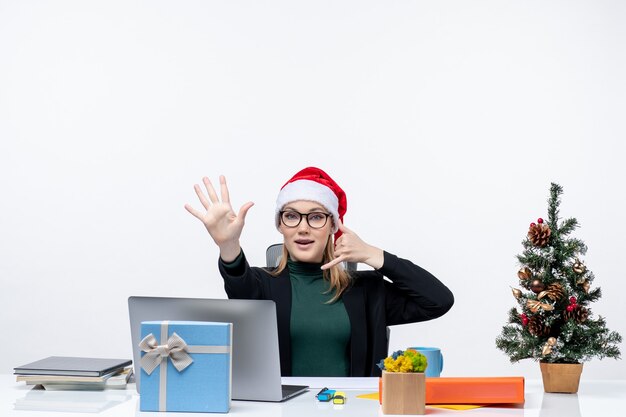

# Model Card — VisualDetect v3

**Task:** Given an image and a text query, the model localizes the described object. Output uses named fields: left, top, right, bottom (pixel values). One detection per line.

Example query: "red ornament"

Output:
left=530, top=222, right=536, bottom=228
left=520, top=313, right=529, bottom=326
left=537, top=218, right=544, bottom=224
left=566, top=305, right=575, bottom=312
left=569, top=296, right=577, bottom=304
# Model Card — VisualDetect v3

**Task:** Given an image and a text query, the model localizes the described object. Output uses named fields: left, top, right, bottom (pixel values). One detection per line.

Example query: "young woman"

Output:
left=185, top=167, right=454, bottom=377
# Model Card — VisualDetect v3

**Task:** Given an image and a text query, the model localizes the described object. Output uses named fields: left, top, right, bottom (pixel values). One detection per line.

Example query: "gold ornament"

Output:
left=573, top=259, right=587, bottom=274
left=582, top=280, right=590, bottom=293
left=511, top=287, right=522, bottom=299
left=526, top=299, right=555, bottom=313
left=542, top=337, right=557, bottom=356
left=577, top=279, right=590, bottom=294
left=518, top=267, right=532, bottom=281
left=530, top=279, right=545, bottom=294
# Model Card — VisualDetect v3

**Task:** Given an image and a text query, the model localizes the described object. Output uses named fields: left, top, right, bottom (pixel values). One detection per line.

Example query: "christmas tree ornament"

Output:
left=564, top=305, right=589, bottom=323
left=542, top=337, right=557, bottom=356
left=565, top=296, right=579, bottom=313
left=520, top=313, right=529, bottom=326
left=528, top=222, right=551, bottom=247
left=530, top=279, right=545, bottom=294
left=526, top=300, right=540, bottom=313
left=537, top=218, right=544, bottom=224
left=528, top=315, right=550, bottom=336
left=538, top=283, right=565, bottom=302
left=575, top=277, right=591, bottom=293
left=573, top=259, right=586, bottom=274
left=526, top=299, right=554, bottom=313
left=517, top=267, right=532, bottom=281
left=511, top=288, right=522, bottom=299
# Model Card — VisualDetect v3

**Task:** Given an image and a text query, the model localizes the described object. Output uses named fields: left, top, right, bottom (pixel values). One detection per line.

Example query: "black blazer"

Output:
left=219, top=251, right=454, bottom=377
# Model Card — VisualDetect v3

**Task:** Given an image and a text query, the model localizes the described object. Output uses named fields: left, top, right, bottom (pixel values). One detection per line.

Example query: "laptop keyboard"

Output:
left=281, top=384, right=308, bottom=399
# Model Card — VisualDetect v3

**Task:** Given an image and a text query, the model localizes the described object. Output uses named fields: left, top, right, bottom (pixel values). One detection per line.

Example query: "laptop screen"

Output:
left=128, top=296, right=287, bottom=401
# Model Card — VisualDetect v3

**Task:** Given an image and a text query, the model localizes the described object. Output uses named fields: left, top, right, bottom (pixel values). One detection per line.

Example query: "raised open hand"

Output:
left=185, top=176, right=254, bottom=261
left=321, top=219, right=384, bottom=271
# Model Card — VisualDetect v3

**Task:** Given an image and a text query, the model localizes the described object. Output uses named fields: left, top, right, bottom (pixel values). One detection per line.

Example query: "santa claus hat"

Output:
left=275, top=167, right=347, bottom=238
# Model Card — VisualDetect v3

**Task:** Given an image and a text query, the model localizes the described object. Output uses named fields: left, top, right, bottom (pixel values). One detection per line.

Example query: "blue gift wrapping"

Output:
left=139, top=320, right=232, bottom=413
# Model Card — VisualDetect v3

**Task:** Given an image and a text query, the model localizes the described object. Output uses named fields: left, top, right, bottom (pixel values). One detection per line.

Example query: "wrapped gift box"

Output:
left=139, top=320, right=232, bottom=413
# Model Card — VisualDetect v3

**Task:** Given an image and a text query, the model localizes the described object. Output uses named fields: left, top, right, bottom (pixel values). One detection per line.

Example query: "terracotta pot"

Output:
left=539, top=362, right=583, bottom=393
left=381, top=371, right=426, bottom=415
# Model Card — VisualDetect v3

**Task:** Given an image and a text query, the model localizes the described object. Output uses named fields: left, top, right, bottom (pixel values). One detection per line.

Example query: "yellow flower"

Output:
left=398, top=356, right=413, bottom=373
left=384, top=357, right=399, bottom=372
left=384, top=355, right=414, bottom=373
left=379, top=349, right=429, bottom=373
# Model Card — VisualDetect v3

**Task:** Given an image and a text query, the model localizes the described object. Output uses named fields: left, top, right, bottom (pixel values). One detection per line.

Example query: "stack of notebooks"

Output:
left=14, top=356, right=133, bottom=391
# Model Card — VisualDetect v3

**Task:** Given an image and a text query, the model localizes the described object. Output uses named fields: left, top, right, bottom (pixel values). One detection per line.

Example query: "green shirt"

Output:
left=288, top=258, right=351, bottom=377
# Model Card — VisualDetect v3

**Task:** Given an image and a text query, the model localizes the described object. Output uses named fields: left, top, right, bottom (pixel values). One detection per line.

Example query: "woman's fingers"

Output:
left=332, top=221, right=372, bottom=266
left=322, top=235, right=349, bottom=269
left=203, top=176, right=220, bottom=204
left=219, top=175, right=230, bottom=204
left=193, top=176, right=231, bottom=211
left=194, top=183, right=211, bottom=209
left=237, top=201, right=255, bottom=222
left=335, top=218, right=352, bottom=234
left=321, top=255, right=344, bottom=270
left=184, top=203, right=204, bottom=220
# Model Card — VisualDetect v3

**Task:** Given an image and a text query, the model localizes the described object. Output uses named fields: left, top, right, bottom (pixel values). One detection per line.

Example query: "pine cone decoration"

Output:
left=538, top=283, right=565, bottom=302
left=528, top=223, right=551, bottom=247
left=563, top=305, right=589, bottom=323
left=527, top=315, right=551, bottom=336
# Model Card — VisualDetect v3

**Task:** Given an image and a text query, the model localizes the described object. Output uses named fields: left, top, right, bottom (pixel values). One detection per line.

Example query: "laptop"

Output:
left=128, top=296, right=308, bottom=402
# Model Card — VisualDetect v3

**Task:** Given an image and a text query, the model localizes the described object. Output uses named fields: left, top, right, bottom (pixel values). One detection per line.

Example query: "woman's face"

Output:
left=278, top=200, right=333, bottom=263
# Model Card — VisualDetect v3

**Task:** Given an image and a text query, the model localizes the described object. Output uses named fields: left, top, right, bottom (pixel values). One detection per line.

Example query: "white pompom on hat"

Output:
left=275, top=167, right=347, bottom=240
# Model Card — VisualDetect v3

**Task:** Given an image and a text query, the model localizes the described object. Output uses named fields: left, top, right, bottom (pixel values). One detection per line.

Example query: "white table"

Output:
left=2, top=375, right=625, bottom=417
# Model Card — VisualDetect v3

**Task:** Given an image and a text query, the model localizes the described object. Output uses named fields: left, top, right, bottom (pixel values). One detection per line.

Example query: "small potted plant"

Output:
left=377, top=349, right=428, bottom=415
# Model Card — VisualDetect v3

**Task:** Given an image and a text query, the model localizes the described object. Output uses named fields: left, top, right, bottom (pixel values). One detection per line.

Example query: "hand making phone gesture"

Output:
left=322, top=219, right=384, bottom=271
left=184, top=176, right=254, bottom=262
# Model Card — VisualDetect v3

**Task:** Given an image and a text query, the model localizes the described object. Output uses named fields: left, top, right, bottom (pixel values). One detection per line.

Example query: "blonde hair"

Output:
left=271, top=237, right=352, bottom=303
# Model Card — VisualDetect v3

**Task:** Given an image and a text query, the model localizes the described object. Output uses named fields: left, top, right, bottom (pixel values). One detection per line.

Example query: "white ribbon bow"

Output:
left=139, top=332, right=194, bottom=375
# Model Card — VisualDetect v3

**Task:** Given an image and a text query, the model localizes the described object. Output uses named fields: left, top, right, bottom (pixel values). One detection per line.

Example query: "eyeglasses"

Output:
left=279, top=210, right=331, bottom=229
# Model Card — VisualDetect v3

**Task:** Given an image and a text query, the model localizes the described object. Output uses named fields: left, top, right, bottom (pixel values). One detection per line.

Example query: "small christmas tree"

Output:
left=496, top=183, right=622, bottom=364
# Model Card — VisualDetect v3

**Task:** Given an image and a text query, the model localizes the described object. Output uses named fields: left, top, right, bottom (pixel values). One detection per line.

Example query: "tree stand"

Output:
left=539, top=362, right=583, bottom=393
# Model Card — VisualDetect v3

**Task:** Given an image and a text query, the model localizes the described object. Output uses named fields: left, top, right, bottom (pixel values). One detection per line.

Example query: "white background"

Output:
left=1, top=0, right=625, bottom=379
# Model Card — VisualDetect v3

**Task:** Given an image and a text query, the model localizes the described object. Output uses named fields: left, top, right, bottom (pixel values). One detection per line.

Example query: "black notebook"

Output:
left=14, top=356, right=132, bottom=377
